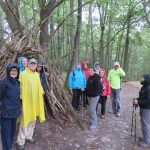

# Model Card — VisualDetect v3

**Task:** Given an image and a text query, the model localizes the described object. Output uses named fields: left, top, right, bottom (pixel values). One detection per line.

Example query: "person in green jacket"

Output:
left=108, top=62, right=125, bottom=117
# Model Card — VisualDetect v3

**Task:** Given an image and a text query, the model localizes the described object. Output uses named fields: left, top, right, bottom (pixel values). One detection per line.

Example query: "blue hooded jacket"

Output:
left=0, top=64, right=21, bottom=118
left=68, top=65, right=86, bottom=89
left=18, top=57, right=27, bottom=73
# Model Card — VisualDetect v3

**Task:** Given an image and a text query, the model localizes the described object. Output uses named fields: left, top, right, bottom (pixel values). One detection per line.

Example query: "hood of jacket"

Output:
left=141, top=74, right=150, bottom=85
left=18, top=56, right=27, bottom=73
left=81, top=61, right=88, bottom=70
left=6, top=64, right=19, bottom=79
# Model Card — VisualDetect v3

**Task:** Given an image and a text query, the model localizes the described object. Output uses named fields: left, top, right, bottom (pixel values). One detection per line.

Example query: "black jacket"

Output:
left=138, top=74, right=150, bottom=109
left=0, top=64, right=21, bottom=118
left=86, top=73, right=103, bottom=97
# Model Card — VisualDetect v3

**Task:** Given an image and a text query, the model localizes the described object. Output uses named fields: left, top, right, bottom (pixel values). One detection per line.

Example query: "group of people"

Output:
left=68, top=61, right=150, bottom=148
left=68, top=61, right=125, bottom=130
left=0, top=57, right=150, bottom=149
left=0, top=57, right=47, bottom=150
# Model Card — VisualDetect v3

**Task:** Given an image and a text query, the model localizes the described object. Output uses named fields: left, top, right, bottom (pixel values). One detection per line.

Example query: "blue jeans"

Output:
left=88, top=96, right=100, bottom=127
left=140, top=109, right=150, bottom=145
left=111, top=88, right=121, bottom=113
left=1, top=118, right=17, bottom=150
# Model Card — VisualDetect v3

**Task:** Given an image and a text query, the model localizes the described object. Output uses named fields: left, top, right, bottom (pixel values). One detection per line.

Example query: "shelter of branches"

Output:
left=0, top=29, right=83, bottom=128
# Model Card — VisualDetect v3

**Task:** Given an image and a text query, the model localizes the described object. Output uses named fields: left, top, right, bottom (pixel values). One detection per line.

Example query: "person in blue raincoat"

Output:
left=18, top=57, right=28, bottom=73
left=68, top=64, right=86, bottom=111
left=0, top=64, right=21, bottom=150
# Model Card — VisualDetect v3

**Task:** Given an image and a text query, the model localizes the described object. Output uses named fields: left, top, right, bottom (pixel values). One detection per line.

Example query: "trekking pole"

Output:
left=131, top=104, right=134, bottom=139
left=134, top=105, right=137, bottom=143
left=81, top=91, right=83, bottom=121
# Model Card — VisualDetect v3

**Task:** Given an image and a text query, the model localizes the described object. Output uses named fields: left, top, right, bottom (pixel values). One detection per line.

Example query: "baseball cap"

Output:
left=28, top=58, right=37, bottom=64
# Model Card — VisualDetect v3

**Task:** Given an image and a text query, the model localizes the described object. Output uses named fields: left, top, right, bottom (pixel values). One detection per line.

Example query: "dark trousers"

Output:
left=100, top=96, right=107, bottom=115
left=82, top=89, right=88, bottom=106
left=72, top=89, right=81, bottom=110
left=1, top=118, right=17, bottom=150
left=96, top=96, right=107, bottom=115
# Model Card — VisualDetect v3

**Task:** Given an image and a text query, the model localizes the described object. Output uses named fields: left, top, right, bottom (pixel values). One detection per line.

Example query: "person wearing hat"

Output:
left=0, top=64, right=21, bottom=150
left=108, top=62, right=125, bottom=117
left=17, top=58, right=45, bottom=150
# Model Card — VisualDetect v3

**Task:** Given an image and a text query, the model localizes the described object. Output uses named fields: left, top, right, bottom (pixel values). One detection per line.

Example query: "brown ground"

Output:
left=15, top=82, right=150, bottom=150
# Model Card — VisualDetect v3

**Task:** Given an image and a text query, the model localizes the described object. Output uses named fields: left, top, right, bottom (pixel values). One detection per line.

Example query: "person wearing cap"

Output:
left=108, top=62, right=125, bottom=117
left=0, top=64, right=21, bottom=150
left=18, top=57, right=28, bottom=73
left=16, top=58, right=45, bottom=150
left=36, top=60, right=47, bottom=91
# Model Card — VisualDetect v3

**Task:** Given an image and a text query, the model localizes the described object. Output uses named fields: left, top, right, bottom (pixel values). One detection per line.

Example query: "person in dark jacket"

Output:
left=133, top=74, right=150, bottom=148
left=86, top=68, right=103, bottom=130
left=36, top=60, right=47, bottom=91
left=0, top=64, right=21, bottom=150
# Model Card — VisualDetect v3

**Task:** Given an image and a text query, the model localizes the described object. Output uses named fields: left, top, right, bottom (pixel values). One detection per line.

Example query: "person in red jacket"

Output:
left=96, top=69, right=111, bottom=118
left=81, top=61, right=90, bottom=107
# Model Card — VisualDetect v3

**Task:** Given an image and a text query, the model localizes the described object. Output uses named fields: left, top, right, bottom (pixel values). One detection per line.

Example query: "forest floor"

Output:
left=15, top=82, right=150, bottom=150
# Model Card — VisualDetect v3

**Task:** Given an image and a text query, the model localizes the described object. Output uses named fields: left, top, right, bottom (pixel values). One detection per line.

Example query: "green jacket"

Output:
left=108, top=68, right=125, bottom=89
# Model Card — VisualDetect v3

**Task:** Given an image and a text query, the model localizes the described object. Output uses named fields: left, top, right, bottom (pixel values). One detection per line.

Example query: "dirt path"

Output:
left=21, top=82, right=150, bottom=150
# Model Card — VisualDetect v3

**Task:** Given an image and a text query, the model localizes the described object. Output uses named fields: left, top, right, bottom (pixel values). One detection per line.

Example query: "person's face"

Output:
left=100, top=71, right=105, bottom=77
left=29, top=63, right=37, bottom=71
left=89, top=69, right=94, bottom=76
left=37, top=66, right=42, bottom=72
left=10, top=68, right=18, bottom=78
left=22, top=58, right=28, bottom=68
left=96, top=64, right=100, bottom=69
left=77, top=64, right=81, bottom=68
left=84, top=64, right=88, bottom=69
left=114, top=65, right=119, bottom=70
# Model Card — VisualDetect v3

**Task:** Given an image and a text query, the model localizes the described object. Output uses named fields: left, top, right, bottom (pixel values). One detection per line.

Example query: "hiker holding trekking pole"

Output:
left=133, top=74, right=150, bottom=148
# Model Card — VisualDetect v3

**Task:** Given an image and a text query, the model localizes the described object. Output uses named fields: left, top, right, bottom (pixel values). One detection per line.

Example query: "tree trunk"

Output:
left=0, top=0, right=22, bottom=33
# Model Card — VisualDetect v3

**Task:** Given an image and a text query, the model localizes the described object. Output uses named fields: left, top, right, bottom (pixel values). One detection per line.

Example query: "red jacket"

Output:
left=100, top=69, right=111, bottom=96
left=81, top=61, right=90, bottom=81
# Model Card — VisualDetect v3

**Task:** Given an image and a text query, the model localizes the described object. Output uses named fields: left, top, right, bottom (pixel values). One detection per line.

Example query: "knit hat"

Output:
left=114, top=62, right=120, bottom=67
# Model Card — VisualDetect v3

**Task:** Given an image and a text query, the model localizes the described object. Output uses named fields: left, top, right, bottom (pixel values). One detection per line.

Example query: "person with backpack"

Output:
left=0, top=64, right=21, bottom=150
left=81, top=61, right=90, bottom=107
left=68, top=64, right=86, bottom=111
left=133, top=74, right=150, bottom=148
left=108, top=62, right=125, bottom=117
left=96, top=69, right=111, bottom=118
left=86, top=68, right=103, bottom=130
left=16, top=58, right=45, bottom=150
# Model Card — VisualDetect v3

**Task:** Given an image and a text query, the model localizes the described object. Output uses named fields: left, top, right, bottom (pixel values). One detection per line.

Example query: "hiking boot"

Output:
left=116, top=112, right=121, bottom=117
left=25, top=138, right=36, bottom=144
left=138, top=141, right=150, bottom=148
left=17, top=144, right=25, bottom=150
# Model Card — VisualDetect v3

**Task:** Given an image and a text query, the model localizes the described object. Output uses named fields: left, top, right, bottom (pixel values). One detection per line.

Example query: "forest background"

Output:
left=0, top=0, right=150, bottom=81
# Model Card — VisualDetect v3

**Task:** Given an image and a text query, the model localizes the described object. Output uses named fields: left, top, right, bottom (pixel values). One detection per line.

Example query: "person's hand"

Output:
left=81, top=88, right=84, bottom=92
left=133, top=98, right=138, bottom=105
left=70, top=89, right=73, bottom=94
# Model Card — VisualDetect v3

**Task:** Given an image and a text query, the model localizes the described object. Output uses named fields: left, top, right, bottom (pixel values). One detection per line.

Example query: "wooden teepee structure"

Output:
left=0, top=29, right=83, bottom=128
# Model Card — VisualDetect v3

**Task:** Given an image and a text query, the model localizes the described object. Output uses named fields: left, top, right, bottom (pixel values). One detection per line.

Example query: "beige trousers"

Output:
left=17, top=121, right=36, bottom=145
